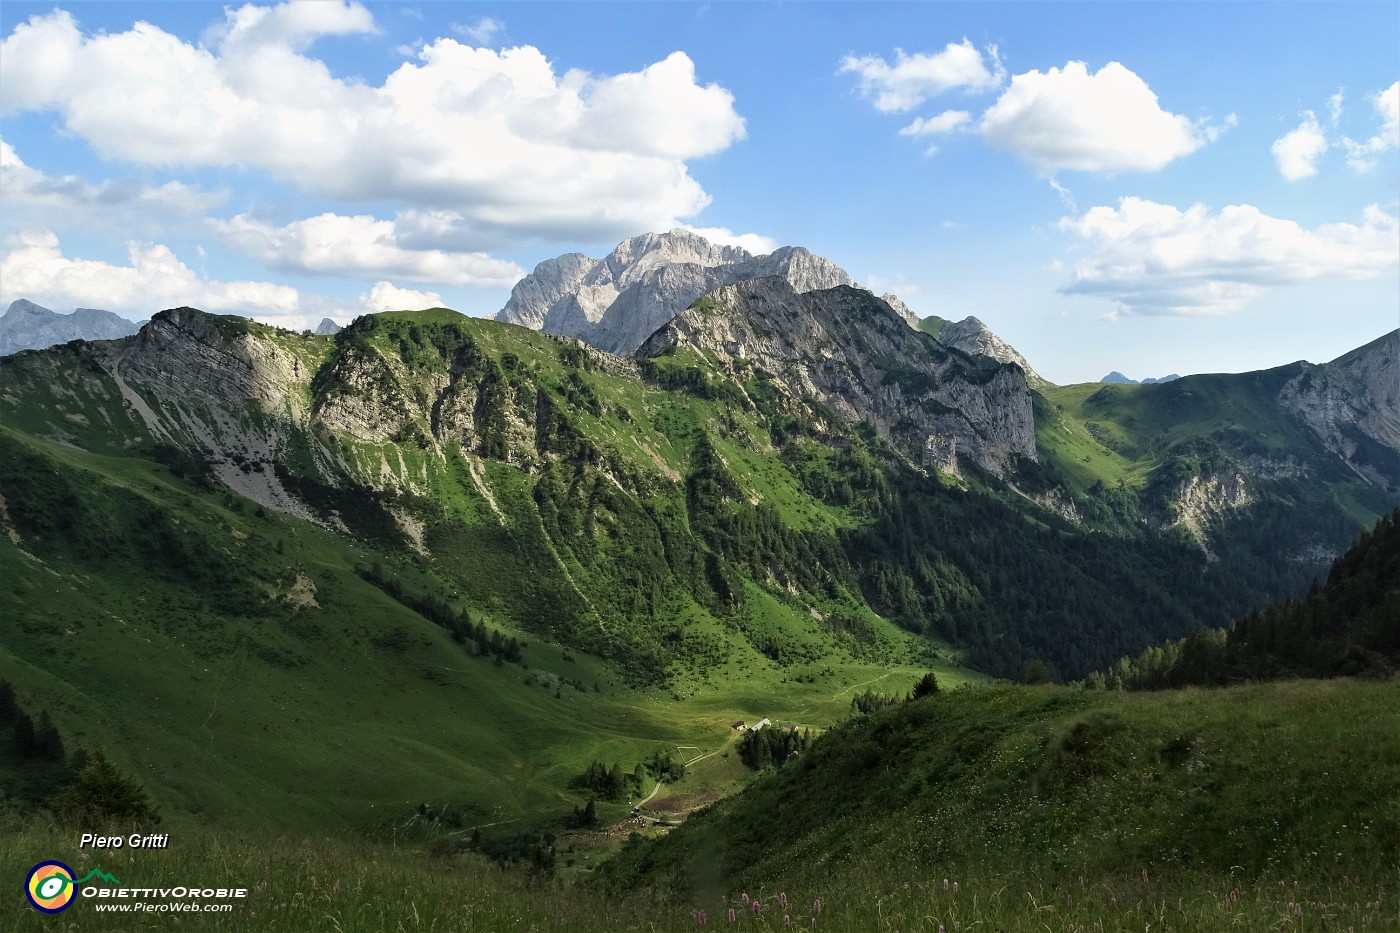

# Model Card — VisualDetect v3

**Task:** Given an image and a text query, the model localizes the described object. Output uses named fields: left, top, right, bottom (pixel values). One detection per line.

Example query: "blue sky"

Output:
left=1, top=1, right=1395, bottom=384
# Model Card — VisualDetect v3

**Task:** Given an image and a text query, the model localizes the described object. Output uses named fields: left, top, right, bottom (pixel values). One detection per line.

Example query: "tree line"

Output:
left=1085, top=508, right=1398, bottom=689
left=357, top=563, right=523, bottom=664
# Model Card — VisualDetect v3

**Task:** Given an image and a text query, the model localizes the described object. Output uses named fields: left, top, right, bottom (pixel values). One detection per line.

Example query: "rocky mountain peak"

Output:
left=879, top=294, right=922, bottom=329
left=496, top=230, right=857, bottom=355
left=1, top=298, right=143, bottom=356
left=936, top=315, right=1047, bottom=387
left=638, top=278, right=1037, bottom=476
left=605, top=228, right=751, bottom=275
left=1102, top=371, right=1181, bottom=385
left=1278, top=329, right=1400, bottom=492
left=314, top=318, right=342, bottom=336
left=6, top=299, right=51, bottom=318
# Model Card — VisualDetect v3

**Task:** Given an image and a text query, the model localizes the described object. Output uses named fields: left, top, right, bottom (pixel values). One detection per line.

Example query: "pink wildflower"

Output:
left=813, top=898, right=822, bottom=914
left=753, top=901, right=762, bottom=916
left=784, top=916, right=791, bottom=927
left=780, top=892, right=788, bottom=908
left=698, top=910, right=707, bottom=925
left=952, top=881, right=959, bottom=894
left=728, top=908, right=736, bottom=924
left=742, top=893, right=750, bottom=906
left=943, top=878, right=949, bottom=891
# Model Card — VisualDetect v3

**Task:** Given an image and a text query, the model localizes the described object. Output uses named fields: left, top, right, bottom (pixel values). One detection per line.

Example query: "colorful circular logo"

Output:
left=26, top=861, right=76, bottom=913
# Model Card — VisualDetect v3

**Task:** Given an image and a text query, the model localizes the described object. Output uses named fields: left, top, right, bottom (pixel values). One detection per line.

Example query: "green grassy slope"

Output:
left=0, top=416, right=969, bottom=836
left=6, top=815, right=1396, bottom=931
left=602, top=679, right=1400, bottom=892
left=1038, top=366, right=1318, bottom=490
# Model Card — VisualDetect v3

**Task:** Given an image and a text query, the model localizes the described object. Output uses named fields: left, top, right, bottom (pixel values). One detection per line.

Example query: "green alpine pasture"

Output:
left=6, top=680, right=1397, bottom=931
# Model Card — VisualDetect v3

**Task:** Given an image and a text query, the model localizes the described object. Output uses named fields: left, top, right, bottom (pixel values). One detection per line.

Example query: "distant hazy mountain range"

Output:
left=0, top=299, right=143, bottom=355
left=1102, top=371, right=1181, bottom=384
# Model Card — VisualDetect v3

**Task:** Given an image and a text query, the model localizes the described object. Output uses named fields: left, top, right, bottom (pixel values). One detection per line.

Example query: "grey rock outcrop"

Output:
left=936, top=315, right=1048, bottom=388
left=497, top=229, right=856, bottom=354
left=1, top=299, right=143, bottom=356
left=1278, top=329, right=1400, bottom=492
left=638, top=278, right=1037, bottom=476
left=314, top=318, right=342, bottom=336
left=121, top=308, right=311, bottom=416
left=881, top=294, right=922, bottom=330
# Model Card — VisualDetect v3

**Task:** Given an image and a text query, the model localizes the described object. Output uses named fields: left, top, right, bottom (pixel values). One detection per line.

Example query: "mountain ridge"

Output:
left=0, top=298, right=143, bottom=356
left=639, top=278, right=1037, bottom=477
left=496, top=229, right=858, bottom=354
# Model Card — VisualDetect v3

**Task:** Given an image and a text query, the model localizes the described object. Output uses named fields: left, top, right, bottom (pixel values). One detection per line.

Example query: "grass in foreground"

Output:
left=4, top=824, right=1396, bottom=931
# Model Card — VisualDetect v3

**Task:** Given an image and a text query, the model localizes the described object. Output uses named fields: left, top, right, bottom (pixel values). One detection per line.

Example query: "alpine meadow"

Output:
left=1, top=2, right=1398, bottom=931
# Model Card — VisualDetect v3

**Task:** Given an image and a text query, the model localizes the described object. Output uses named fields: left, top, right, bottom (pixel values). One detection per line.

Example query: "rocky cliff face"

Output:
left=881, top=294, right=922, bottom=330
left=1278, top=330, right=1400, bottom=492
left=637, top=278, right=1037, bottom=476
left=1162, top=470, right=1256, bottom=552
left=936, top=315, right=1047, bottom=387
left=0, top=299, right=143, bottom=356
left=497, top=230, right=857, bottom=354
left=121, top=308, right=311, bottom=416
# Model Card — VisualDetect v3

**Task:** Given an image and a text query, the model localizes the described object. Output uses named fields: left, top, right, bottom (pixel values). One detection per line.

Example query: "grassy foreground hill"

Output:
left=598, top=679, right=1400, bottom=927
left=6, top=680, right=1395, bottom=930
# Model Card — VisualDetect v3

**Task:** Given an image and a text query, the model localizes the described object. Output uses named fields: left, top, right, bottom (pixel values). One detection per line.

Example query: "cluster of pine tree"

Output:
left=645, top=749, right=686, bottom=784
left=357, top=563, right=522, bottom=663
left=850, top=688, right=900, bottom=715
left=737, top=725, right=811, bottom=770
left=685, top=436, right=852, bottom=616
left=0, top=680, right=157, bottom=823
left=1086, top=508, right=1398, bottom=689
left=1, top=680, right=65, bottom=765
left=572, top=760, right=641, bottom=801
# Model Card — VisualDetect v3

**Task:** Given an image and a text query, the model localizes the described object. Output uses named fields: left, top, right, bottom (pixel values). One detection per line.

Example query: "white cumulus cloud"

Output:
left=0, top=137, right=225, bottom=232
left=212, top=213, right=524, bottom=287
left=678, top=225, right=779, bottom=255
left=361, top=281, right=444, bottom=313
left=1057, top=198, right=1397, bottom=315
left=453, top=16, right=503, bottom=45
left=1271, top=112, right=1329, bottom=180
left=839, top=40, right=1002, bottom=113
left=1341, top=80, right=1400, bottom=173
left=980, top=61, right=1219, bottom=175
left=899, top=110, right=972, bottom=136
left=0, top=229, right=301, bottom=318
left=0, top=7, right=746, bottom=243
